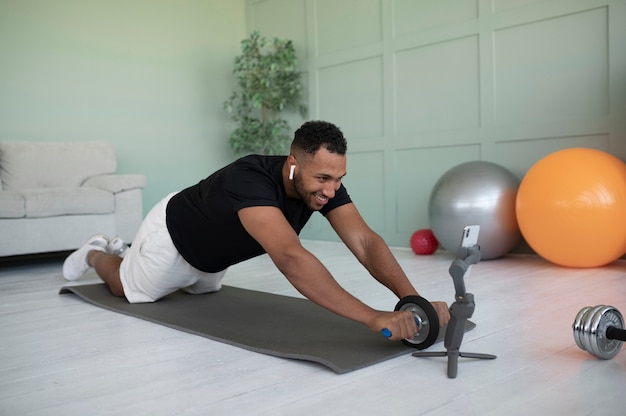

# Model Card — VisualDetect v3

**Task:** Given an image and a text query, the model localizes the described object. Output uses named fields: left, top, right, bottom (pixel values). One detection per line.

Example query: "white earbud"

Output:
left=289, top=165, right=296, bottom=180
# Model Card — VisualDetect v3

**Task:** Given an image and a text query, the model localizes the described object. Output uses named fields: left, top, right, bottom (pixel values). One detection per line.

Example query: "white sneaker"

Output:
left=107, top=236, right=129, bottom=258
left=62, top=234, right=109, bottom=281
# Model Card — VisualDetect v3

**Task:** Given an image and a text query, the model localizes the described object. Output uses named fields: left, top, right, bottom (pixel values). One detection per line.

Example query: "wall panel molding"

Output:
left=248, top=0, right=625, bottom=247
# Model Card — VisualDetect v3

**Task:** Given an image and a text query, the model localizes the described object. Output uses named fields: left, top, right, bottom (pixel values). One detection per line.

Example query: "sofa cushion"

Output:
left=0, top=141, right=117, bottom=190
left=0, top=191, right=25, bottom=218
left=21, top=188, right=114, bottom=218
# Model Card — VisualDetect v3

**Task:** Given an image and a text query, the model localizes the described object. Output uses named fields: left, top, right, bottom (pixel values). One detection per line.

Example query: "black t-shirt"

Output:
left=165, top=155, right=352, bottom=272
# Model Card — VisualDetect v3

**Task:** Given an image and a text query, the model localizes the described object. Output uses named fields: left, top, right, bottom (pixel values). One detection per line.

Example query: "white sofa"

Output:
left=0, top=141, right=147, bottom=257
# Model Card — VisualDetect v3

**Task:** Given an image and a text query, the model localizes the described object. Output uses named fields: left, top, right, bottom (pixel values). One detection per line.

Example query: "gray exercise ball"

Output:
left=428, top=161, right=521, bottom=260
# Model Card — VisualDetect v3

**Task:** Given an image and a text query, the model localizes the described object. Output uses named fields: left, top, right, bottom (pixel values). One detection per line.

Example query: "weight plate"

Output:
left=582, top=305, right=605, bottom=357
left=572, top=306, right=591, bottom=352
left=592, top=306, right=623, bottom=360
left=395, top=296, right=439, bottom=350
left=586, top=306, right=607, bottom=358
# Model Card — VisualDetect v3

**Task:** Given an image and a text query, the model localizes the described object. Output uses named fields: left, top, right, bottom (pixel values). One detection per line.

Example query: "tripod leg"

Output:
left=447, top=350, right=459, bottom=378
left=411, top=351, right=448, bottom=358
left=458, top=352, right=497, bottom=360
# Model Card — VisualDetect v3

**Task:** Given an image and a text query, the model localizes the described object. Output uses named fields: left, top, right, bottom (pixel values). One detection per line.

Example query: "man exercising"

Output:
left=63, top=120, right=450, bottom=340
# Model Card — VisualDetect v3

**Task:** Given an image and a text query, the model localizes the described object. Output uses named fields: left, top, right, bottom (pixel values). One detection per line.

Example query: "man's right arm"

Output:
left=237, top=205, right=419, bottom=340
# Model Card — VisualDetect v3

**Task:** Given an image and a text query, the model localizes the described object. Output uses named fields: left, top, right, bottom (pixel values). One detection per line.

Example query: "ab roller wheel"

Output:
left=395, top=295, right=440, bottom=350
left=572, top=305, right=626, bottom=360
left=381, top=295, right=440, bottom=350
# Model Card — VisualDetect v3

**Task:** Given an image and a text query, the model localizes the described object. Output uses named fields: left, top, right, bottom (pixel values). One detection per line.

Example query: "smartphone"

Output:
left=460, top=225, right=480, bottom=248
left=459, top=225, right=480, bottom=278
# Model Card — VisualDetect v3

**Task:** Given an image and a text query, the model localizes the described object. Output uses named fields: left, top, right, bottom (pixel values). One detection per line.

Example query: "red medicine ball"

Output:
left=410, top=229, right=439, bottom=255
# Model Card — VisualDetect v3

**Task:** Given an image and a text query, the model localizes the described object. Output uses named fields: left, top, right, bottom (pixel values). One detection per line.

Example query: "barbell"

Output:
left=572, top=305, right=626, bottom=359
left=381, top=295, right=440, bottom=350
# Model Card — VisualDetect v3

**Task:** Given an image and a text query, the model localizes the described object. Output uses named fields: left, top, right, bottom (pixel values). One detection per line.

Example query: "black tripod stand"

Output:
left=412, top=243, right=496, bottom=378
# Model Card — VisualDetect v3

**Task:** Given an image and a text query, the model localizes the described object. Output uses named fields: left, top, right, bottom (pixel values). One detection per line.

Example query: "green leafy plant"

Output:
left=224, top=31, right=307, bottom=155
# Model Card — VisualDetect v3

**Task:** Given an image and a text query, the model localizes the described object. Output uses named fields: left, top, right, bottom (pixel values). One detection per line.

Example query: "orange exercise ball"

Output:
left=516, top=148, right=626, bottom=268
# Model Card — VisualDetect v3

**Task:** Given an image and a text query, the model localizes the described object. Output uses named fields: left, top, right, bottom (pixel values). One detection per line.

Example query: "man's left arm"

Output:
left=326, top=203, right=450, bottom=325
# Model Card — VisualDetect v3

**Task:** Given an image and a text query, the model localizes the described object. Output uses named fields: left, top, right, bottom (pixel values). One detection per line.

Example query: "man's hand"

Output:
left=369, top=310, right=419, bottom=340
left=431, top=300, right=450, bottom=327
left=370, top=300, right=451, bottom=341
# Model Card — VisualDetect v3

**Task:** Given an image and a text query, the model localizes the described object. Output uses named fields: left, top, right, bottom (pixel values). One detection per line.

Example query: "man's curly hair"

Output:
left=291, top=121, right=347, bottom=155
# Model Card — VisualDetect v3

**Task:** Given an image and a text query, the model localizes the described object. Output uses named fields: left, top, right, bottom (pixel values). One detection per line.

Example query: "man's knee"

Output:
left=109, top=283, right=125, bottom=298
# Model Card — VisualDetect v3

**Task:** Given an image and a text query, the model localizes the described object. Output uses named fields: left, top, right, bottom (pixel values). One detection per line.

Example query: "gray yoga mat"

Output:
left=59, top=284, right=475, bottom=373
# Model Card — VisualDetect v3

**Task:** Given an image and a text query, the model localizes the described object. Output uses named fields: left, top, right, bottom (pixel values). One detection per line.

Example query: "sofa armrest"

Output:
left=82, top=174, right=147, bottom=194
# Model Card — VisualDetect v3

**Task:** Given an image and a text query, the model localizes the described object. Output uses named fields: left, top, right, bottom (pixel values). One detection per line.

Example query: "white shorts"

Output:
left=119, top=193, right=226, bottom=303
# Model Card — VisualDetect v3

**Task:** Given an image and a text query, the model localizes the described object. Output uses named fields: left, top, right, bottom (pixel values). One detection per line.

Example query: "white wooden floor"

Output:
left=1, top=240, right=625, bottom=416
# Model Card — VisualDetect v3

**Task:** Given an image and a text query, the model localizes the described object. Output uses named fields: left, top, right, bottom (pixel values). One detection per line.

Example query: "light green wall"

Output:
left=0, top=0, right=246, bottom=214
left=247, top=0, right=626, bottom=248
left=2, top=0, right=625, bottom=250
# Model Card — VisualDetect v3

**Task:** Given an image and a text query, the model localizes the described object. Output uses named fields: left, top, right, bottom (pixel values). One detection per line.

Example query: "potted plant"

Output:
left=224, top=31, right=308, bottom=155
